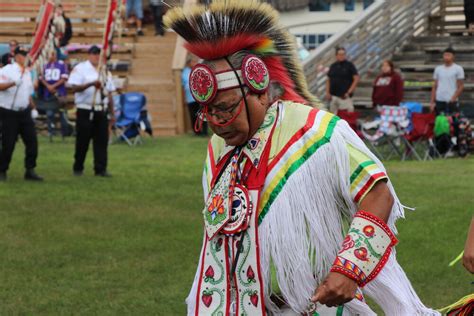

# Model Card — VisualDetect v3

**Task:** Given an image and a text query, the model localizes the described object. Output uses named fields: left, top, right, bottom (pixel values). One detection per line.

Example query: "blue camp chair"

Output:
left=114, top=92, right=151, bottom=146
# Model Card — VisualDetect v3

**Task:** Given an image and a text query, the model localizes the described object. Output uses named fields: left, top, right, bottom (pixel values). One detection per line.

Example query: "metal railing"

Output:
left=302, top=0, right=442, bottom=99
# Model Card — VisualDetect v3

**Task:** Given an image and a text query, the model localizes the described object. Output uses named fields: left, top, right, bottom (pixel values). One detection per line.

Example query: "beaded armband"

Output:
left=330, top=211, right=398, bottom=287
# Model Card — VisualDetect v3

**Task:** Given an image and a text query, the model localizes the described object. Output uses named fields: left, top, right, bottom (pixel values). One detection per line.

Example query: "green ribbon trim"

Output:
left=336, top=305, right=344, bottom=316
left=258, top=115, right=340, bottom=225
left=350, top=160, right=376, bottom=183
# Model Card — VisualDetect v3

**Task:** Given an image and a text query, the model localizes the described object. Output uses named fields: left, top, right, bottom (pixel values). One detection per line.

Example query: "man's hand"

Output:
left=449, top=96, right=457, bottom=103
left=343, top=92, right=350, bottom=100
left=325, top=93, right=332, bottom=102
left=93, top=80, right=102, bottom=89
left=311, top=272, right=357, bottom=307
left=46, top=84, right=57, bottom=93
left=429, top=101, right=436, bottom=113
left=108, top=115, right=116, bottom=125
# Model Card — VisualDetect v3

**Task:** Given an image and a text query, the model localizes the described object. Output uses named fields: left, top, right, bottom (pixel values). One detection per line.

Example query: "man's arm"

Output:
left=107, top=92, right=115, bottom=118
left=345, top=74, right=359, bottom=99
left=450, top=79, right=464, bottom=103
left=313, top=181, right=393, bottom=307
left=29, top=95, right=36, bottom=109
left=69, top=81, right=99, bottom=93
left=430, top=79, right=438, bottom=112
left=0, top=82, right=15, bottom=91
left=325, top=78, right=332, bottom=101
left=463, top=217, right=474, bottom=273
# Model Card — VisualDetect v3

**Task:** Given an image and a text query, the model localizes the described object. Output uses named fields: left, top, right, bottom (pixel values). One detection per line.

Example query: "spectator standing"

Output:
left=126, top=0, right=144, bottom=36
left=326, top=47, right=359, bottom=113
left=430, top=48, right=465, bottom=114
left=181, top=55, right=207, bottom=136
left=372, top=60, right=404, bottom=107
left=150, top=0, right=165, bottom=37
left=39, top=50, right=69, bottom=138
left=1, top=40, right=18, bottom=67
left=58, top=4, right=73, bottom=48
left=464, top=0, right=474, bottom=30
left=0, top=47, right=43, bottom=181
left=67, top=46, right=116, bottom=177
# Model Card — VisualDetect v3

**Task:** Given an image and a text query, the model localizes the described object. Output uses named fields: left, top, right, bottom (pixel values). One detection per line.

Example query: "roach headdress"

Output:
left=164, top=0, right=320, bottom=107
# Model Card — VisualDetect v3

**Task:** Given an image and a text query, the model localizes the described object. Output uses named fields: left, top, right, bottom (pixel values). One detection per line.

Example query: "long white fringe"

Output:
left=258, top=120, right=439, bottom=315
left=186, top=119, right=439, bottom=316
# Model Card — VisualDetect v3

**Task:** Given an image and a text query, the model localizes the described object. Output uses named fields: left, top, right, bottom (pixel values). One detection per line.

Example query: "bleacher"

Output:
left=353, top=0, right=474, bottom=119
left=0, top=0, right=180, bottom=136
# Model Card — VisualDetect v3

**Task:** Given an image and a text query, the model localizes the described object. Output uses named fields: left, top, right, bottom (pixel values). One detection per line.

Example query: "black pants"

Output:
left=74, top=109, right=109, bottom=174
left=187, top=102, right=208, bottom=135
left=465, top=1, right=474, bottom=28
left=150, top=5, right=164, bottom=35
left=435, top=101, right=459, bottom=115
left=0, top=107, right=38, bottom=172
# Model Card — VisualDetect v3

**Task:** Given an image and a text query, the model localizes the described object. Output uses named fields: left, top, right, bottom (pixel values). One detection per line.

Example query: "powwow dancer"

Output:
left=165, top=1, right=439, bottom=315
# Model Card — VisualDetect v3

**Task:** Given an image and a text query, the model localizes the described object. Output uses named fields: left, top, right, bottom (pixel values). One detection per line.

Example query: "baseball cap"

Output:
left=88, top=45, right=101, bottom=55
left=14, top=46, right=28, bottom=56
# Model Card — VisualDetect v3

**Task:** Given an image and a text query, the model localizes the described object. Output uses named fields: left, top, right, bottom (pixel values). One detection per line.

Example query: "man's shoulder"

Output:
left=277, top=101, right=336, bottom=138
left=74, top=61, right=89, bottom=70
left=453, top=63, right=464, bottom=71
left=2, top=63, right=13, bottom=71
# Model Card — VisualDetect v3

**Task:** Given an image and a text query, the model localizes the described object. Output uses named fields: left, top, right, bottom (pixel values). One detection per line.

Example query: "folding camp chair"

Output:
left=403, top=112, right=438, bottom=161
left=114, top=92, right=149, bottom=146
left=361, top=106, right=410, bottom=160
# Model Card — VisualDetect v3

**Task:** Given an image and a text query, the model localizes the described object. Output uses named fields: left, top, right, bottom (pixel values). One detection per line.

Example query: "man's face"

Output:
left=49, top=51, right=57, bottom=63
left=15, top=54, right=26, bottom=66
left=189, top=57, right=198, bottom=68
left=336, top=49, right=346, bottom=62
left=206, top=59, right=269, bottom=146
left=443, top=52, right=454, bottom=64
left=89, top=53, right=100, bottom=66
left=9, top=41, right=18, bottom=54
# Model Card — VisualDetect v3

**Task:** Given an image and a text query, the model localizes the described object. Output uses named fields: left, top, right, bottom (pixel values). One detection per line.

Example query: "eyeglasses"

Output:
left=207, top=96, right=244, bottom=120
left=198, top=94, right=246, bottom=128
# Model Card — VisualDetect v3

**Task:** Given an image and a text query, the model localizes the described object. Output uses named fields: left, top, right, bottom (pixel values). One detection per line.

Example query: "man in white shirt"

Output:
left=0, top=47, right=43, bottom=181
left=67, top=45, right=116, bottom=177
left=430, top=48, right=465, bottom=114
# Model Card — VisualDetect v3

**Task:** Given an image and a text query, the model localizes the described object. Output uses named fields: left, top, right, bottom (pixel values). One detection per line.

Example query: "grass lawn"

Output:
left=0, top=135, right=472, bottom=315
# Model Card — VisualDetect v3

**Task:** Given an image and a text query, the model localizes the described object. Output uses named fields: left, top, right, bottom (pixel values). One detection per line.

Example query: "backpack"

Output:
left=434, top=115, right=451, bottom=137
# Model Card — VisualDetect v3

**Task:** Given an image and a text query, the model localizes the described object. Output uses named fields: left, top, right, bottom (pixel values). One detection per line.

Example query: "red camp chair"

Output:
left=337, top=110, right=362, bottom=138
left=403, top=112, right=438, bottom=160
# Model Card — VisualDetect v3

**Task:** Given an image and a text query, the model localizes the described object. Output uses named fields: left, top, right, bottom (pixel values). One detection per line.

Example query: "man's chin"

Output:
left=221, top=133, right=246, bottom=147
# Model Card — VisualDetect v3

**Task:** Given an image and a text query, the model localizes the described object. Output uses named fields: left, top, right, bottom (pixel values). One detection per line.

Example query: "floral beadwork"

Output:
left=242, top=55, right=269, bottom=93
left=331, top=211, right=398, bottom=287
left=190, top=64, right=217, bottom=104
left=208, top=194, right=225, bottom=220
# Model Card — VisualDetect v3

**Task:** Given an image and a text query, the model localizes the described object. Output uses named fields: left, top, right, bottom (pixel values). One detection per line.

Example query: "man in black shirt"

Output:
left=1, top=40, right=18, bottom=67
left=325, top=47, right=359, bottom=113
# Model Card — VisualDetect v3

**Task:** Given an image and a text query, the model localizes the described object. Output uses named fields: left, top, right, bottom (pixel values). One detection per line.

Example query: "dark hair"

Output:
left=383, top=60, right=395, bottom=71
left=335, top=47, right=346, bottom=55
left=444, top=47, right=455, bottom=55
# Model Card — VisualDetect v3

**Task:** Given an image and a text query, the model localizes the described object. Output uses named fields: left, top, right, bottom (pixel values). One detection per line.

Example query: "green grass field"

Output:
left=0, top=136, right=472, bottom=315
